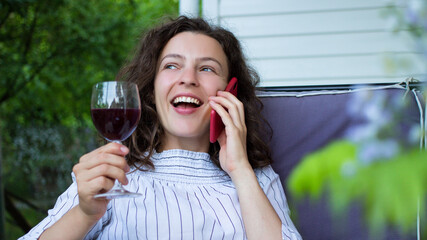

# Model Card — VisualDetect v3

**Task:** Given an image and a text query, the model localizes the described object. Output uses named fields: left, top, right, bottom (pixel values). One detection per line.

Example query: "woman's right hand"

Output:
left=72, top=142, right=130, bottom=221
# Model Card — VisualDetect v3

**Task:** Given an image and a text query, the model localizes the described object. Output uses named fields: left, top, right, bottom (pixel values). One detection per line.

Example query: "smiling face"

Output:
left=154, top=32, right=229, bottom=152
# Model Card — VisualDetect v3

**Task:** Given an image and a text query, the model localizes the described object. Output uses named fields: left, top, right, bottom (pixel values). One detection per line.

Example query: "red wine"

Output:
left=91, top=108, right=141, bottom=141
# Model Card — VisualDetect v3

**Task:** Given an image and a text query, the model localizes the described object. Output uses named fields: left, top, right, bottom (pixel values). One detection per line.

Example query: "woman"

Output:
left=20, top=16, right=301, bottom=240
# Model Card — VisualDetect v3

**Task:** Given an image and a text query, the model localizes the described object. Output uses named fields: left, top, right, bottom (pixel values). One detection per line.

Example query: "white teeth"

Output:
left=173, top=96, right=201, bottom=105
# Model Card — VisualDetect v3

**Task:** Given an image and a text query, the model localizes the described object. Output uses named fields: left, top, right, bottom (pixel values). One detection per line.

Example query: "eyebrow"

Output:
left=160, top=54, right=224, bottom=70
left=160, top=53, right=184, bottom=63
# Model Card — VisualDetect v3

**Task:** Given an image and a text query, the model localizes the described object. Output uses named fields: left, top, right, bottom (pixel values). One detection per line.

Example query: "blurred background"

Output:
left=0, top=0, right=178, bottom=238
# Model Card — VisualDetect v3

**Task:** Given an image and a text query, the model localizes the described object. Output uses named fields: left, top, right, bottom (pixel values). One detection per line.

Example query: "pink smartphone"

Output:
left=209, top=77, right=238, bottom=143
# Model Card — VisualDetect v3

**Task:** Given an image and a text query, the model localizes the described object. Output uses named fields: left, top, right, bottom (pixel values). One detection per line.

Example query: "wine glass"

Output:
left=91, top=81, right=141, bottom=199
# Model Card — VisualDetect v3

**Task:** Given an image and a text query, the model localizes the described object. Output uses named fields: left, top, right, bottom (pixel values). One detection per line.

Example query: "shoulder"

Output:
left=254, top=165, right=279, bottom=178
left=254, top=165, right=281, bottom=186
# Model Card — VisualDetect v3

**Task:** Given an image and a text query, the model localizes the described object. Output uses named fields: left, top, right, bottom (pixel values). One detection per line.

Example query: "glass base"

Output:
left=94, top=188, right=142, bottom=199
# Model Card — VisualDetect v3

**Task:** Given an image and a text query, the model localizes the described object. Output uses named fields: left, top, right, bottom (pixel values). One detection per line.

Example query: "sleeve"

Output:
left=18, top=173, right=80, bottom=240
left=256, top=166, right=302, bottom=240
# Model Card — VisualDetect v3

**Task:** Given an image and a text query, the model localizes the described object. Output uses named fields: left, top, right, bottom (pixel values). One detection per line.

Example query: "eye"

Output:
left=200, top=66, right=215, bottom=73
left=164, top=64, right=178, bottom=70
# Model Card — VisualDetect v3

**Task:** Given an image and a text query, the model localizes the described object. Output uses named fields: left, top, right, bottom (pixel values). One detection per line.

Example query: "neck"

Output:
left=160, top=134, right=210, bottom=153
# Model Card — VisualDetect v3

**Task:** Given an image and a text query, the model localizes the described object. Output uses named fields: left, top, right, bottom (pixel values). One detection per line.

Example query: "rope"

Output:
left=412, top=89, right=425, bottom=150
left=418, top=199, right=421, bottom=240
left=257, top=83, right=405, bottom=98
left=411, top=89, right=425, bottom=240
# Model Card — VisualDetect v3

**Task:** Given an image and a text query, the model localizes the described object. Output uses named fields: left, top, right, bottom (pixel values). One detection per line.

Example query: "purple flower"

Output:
left=358, top=139, right=400, bottom=165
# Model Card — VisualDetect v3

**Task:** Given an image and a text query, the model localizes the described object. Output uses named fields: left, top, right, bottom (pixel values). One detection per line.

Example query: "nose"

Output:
left=179, top=68, right=199, bottom=87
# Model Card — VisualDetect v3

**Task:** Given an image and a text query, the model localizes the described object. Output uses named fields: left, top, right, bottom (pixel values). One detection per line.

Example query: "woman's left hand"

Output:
left=209, top=91, right=251, bottom=178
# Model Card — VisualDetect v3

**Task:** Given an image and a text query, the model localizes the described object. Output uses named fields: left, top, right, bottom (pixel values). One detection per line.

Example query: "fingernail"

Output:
left=125, top=165, right=131, bottom=172
left=120, top=146, right=128, bottom=153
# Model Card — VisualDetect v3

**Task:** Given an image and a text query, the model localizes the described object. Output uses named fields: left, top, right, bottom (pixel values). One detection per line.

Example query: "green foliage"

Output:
left=288, top=141, right=357, bottom=199
left=288, top=140, right=427, bottom=235
left=4, top=125, right=97, bottom=199
left=0, top=0, right=179, bottom=126
left=0, top=0, right=179, bottom=238
left=360, top=150, right=427, bottom=233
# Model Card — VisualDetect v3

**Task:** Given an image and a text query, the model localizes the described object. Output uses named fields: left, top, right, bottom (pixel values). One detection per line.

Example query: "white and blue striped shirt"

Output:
left=20, top=149, right=301, bottom=240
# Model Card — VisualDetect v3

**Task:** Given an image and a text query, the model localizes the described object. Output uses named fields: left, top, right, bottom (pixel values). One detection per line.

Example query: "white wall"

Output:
left=179, top=0, right=199, bottom=17
left=202, top=0, right=427, bottom=87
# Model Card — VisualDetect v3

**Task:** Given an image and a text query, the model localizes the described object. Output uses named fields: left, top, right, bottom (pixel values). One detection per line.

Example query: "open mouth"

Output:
left=171, top=96, right=202, bottom=108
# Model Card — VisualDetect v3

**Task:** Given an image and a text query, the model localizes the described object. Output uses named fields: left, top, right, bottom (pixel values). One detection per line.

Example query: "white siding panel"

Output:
left=251, top=54, right=427, bottom=86
left=202, top=0, right=219, bottom=24
left=219, top=0, right=401, bottom=16
left=202, top=0, right=426, bottom=87
left=221, top=8, right=394, bottom=38
left=242, top=31, right=417, bottom=59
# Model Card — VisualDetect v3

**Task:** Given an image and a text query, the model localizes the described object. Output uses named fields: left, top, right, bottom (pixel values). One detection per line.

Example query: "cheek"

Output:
left=153, top=76, right=169, bottom=103
left=205, top=81, right=228, bottom=96
left=154, top=88, right=167, bottom=111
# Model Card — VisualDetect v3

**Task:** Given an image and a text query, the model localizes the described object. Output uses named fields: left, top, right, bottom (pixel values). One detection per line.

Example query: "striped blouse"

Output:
left=20, top=149, right=301, bottom=240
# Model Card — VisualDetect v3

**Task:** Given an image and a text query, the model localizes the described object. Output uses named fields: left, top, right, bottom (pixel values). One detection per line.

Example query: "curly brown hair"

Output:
left=118, top=16, right=272, bottom=170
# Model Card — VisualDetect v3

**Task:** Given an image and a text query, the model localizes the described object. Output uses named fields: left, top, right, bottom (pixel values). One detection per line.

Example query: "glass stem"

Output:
left=113, top=180, right=124, bottom=189
left=111, top=140, right=125, bottom=190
